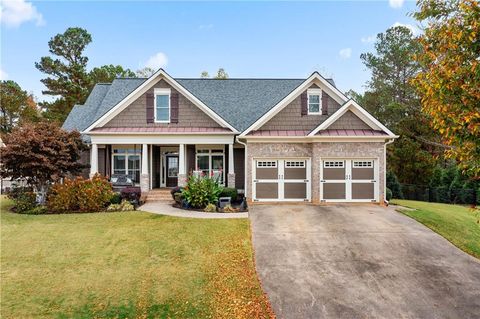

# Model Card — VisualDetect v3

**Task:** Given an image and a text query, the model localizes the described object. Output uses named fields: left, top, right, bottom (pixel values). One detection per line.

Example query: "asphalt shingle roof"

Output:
left=62, top=77, right=337, bottom=134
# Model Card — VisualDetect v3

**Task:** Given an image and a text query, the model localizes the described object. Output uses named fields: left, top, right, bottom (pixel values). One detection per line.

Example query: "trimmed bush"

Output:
left=120, top=187, right=141, bottom=205
left=107, top=200, right=134, bottom=212
left=23, top=206, right=48, bottom=215
left=386, top=188, right=393, bottom=201
left=204, top=203, right=217, bottom=213
left=110, top=193, right=122, bottom=204
left=219, top=187, right=238, bottom=201
left=47, top=175, right=114, bottom=213
left=170, top=186, right=183, bottom=200
left=386, top=171, right=403, bottom=199
left=11, top=189, right=36, bottom=213
left=182, top=175, right=222, bottom=209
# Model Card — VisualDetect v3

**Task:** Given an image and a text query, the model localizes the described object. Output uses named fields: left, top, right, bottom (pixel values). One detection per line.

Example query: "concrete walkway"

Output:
left=139, top=201, right=248, bottom=219
left=250, top=204, right=480, bottom=319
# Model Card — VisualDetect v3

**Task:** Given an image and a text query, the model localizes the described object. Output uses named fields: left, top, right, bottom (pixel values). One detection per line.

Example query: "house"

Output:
left=63, top=69, right=397, bottom=204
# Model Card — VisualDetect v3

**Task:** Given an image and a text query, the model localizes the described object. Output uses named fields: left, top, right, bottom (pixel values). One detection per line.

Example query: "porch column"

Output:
left=227, top=143, right=236, bottom=188
left=178, top=144, right=187, bottom=187
left=140, top=144, right=149, bottom=193
left=89, top=143, right=98, bottom=178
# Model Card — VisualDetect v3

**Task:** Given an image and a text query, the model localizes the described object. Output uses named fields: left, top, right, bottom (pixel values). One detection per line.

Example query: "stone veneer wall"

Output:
left=246, top=142, right=385, bottom=203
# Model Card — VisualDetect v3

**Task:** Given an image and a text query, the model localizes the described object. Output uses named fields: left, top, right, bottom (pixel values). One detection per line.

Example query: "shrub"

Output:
left=219, top=187, right=238, bottom=201
left=24, top=206, right=48, bottom=215
left=170, top=186, right=183, bottom=200
left=385, top=188, right=393, bottom=201
left=47, top=175, right=114, bottom=213
left=174, top=192, right=184, bottom=205
left=223, top=204, right=239, bottom=213
left=110, top=193, right=122, bottom=204
left=182, top=175, right=222, bottom=209
left=386, top=171, right=403, bottom=199
left=107, top=200, right=134, bottom=212
left=120, top=187, right=141, bottom=205
left=12, top=190, right=37, bottom=213
left=204, top=203, right=217, bottom=213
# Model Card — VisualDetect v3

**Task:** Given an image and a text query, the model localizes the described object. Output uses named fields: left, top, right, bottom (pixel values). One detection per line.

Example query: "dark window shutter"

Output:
left=300, top=92, right=308, bottom=116
left=170, top=93, right=179, bottom=123
left=146, top=93, right=154, bottom=123
left=322, top=91, right=328, bottom=115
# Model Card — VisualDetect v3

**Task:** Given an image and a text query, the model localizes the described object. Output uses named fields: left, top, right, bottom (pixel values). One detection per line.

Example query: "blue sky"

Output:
left=1, top=0, right=420, bottom=101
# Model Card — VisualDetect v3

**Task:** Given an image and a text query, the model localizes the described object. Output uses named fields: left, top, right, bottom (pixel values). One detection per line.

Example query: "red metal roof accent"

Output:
left=248, top=130, right=310, bottom=136
left=90, top=127, right=232, bottom=134
left=315, top=129, right=387, bottom=136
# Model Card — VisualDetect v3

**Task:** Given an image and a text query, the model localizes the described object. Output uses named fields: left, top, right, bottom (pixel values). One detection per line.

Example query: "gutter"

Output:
left=384, top=138, right=395, bottom=205
left=235, top=136, right=248, bottom=199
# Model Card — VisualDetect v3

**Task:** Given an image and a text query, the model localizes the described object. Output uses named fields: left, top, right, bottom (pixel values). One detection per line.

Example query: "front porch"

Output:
left=88, top=141, right=244, bottom=193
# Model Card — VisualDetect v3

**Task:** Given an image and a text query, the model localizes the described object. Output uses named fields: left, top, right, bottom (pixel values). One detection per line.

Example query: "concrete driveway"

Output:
left=250, top=204, right=480, bottom=319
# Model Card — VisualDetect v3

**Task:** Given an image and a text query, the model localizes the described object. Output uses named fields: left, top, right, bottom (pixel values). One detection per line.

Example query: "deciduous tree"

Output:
left=0, top=80, right=39, bottom=133
left=412, top=0, right=480, bottom=178
left=0, top=122, right=87, bottom=202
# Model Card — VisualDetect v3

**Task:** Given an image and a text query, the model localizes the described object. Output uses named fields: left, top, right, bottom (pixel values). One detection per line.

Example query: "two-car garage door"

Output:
left=252, top=158, right=378, bottom=202
left=253, top=159, right=311, bottom=201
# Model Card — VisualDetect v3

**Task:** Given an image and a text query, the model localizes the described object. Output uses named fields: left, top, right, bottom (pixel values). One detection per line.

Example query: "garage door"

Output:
left=253, top=159, right=311, bottom=202
left=320, top=159, right=378, bottom=202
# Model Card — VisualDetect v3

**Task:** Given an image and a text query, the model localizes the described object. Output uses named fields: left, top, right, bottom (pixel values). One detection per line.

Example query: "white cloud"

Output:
left=339, top=48, right=352, bottom=60
left=392, top=22, right=421, bottom=35
left=361, top=35, right=376, bottom=44
left=0, top=0, right=45, bottom=28
left=198, top=23, right=213, bottom=30
left=0, top=67, right=8, bottom=80
left=389, top=0, right=404, bottom=9
left=144, top=52, right=168, bottom=70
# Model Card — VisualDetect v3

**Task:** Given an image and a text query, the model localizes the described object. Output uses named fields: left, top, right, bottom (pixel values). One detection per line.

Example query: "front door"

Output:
left=166, top=155, right=179, bottom=187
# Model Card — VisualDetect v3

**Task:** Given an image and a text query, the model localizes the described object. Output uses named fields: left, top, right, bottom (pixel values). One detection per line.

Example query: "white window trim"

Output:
left=307, top=88, right=322, bottom=115
left=154, top=88, right=171, bottom=123
left=195, top=146, right=225, bottom=184
left=256, top=161, right=278, bottom=168
left=111, top=145, right=142, bottom=183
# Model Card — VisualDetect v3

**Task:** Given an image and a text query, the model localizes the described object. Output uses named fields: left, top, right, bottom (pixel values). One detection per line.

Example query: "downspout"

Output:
left=235, top=136, right=248, bottom=200
left=384, top=138, right=395, bottom=205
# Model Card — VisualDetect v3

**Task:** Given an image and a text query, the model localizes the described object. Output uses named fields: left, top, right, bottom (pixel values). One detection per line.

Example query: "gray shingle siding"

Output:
left=104, top=80, right=221, bottom=128
left=258, top=87, right=342, bottom=131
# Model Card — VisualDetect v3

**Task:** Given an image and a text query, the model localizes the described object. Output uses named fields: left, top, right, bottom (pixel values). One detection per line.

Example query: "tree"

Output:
left=136, top=67, right=156, bottom=78
left=357, top=26, right=442, bottom=184
left=412, top=0, right=480, bottom=179
left=90, top=64, right=136, bottom=83
left=35, top=27, right=92, bottom=122
left=199, top=68, right=229, bottom=79
left=0, top=80, right=39, bottom=133
left=0, top=122, right=87, bottom=202
left=215, top=68, right=228, bottom=79
left=36, top=27, right=138, bottom=123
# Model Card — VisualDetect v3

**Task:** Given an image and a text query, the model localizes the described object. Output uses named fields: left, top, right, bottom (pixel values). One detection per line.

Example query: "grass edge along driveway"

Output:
left=0, top=197, right=274, bottom=319
left=392, top=199, right=480, bottom=259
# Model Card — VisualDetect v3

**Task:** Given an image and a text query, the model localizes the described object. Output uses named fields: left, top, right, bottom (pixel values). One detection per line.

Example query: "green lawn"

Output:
left=392, top=199, right=480, bottom=259
left=0, top=197, right=273, bottom=319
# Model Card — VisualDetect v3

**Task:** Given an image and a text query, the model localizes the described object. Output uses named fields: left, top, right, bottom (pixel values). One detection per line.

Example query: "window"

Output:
left=307, top=89, right=322, bottom=114
left=324, top=161, right=344, bottom=168
left=112, top=146, right=141, bottom=182
left=154, top=88, right=170, bottom=122
left=195, top=148, right=225, bottom=184
left=285, top=160, right=305, bottom=168
left=353, top=160, right=373, bottom=168
left=256, top=161, right=277, bottom=168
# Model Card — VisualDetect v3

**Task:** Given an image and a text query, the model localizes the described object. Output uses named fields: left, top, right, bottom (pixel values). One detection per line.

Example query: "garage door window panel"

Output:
left=284, top=160, right=307, bottom=180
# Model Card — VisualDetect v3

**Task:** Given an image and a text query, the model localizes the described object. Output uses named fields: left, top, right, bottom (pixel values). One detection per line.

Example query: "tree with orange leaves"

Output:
left=412, top=0, right=480, bottom=178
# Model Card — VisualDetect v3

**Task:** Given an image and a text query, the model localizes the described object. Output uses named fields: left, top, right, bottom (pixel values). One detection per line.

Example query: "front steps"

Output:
left=146, top=188, right=174, bottom=203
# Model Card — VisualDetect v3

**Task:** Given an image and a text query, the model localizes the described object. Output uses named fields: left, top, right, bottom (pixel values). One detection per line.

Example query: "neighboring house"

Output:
left=63, top=69, right=397, bottom=204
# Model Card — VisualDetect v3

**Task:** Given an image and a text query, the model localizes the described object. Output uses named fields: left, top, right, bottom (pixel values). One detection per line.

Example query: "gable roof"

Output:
left=308, top=99, right=397, bottom=137
left=62, top=69, right=357, bottom=136
left=238, top=72, right=350, bottom=137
